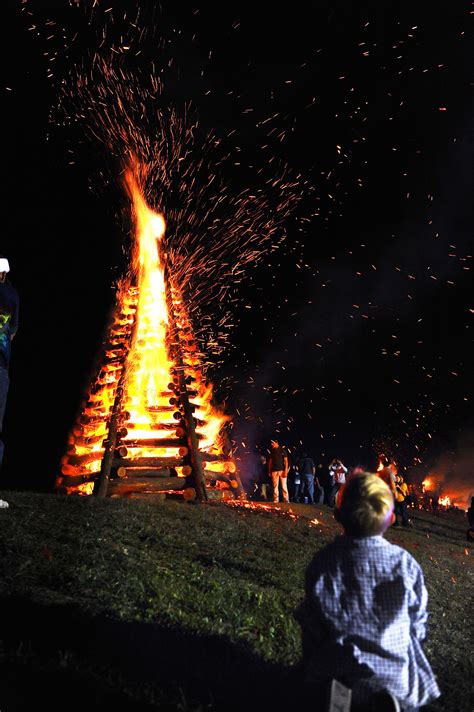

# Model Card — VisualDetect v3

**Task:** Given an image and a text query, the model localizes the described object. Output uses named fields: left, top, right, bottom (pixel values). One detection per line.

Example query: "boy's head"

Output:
left=335, top=473, right=395, bottom=537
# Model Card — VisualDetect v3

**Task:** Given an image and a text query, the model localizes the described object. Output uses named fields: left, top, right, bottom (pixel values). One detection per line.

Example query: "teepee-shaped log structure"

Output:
left=56, top=170, right=244, bottom=502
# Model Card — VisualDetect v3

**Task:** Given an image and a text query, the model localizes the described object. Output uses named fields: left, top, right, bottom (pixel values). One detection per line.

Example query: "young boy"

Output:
left=295, top=473, right=440, bottom=712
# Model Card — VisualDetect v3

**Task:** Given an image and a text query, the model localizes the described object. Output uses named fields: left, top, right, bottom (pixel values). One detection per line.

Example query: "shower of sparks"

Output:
left=17, top=2, right=472, bottom=494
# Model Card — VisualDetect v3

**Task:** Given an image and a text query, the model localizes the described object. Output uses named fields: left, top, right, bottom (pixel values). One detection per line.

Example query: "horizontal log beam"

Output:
left=199, top=452, right=233, bottom=462
left=121, top=438, right=185, bottom=448
left=112, top=456, right=185, bottom=469
left=107, top=476, right=191, bottom=495
left=203, top=470, right=234, bottom=483
left=57, top=473, right=96, bottom=488
left=64, top=451, right=104, bottom=466
left=123, top=422, right=180, bottom=432
left=145, top=405, right=176, bottom=413
left=117, top=467, right=171, bottom=478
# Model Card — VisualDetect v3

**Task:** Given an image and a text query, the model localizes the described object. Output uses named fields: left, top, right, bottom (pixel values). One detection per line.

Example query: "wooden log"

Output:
left=103, top=340, right=127, bottom=352
left=70, top=432, right=107, bottom=448
left=145, top=405, right=176, bottom=413
left=200, top=452, right=233, bottom=463
left=203, top=470, right=234, bottom=483
left=61, top=464, right=93, bottom=477
left=116, top=467, right=171, bottom=478
left=113, top=444, right=185, bottom=459
left=112, top=456, right=185, bottom=469
left=80, top=410, right=128, bottom=425
left=79, top=413, right=110, bottom=426
left=90, top=380, right=119, bottom=394
left=121, top=438, right=185, bottom=448
left=65, top=451, right=104, bottom=467
left=107, top=476, right=191, bottom=495
left=58, top=473, right=96, bottom=487
left=123, top=422, right=180, bottom=432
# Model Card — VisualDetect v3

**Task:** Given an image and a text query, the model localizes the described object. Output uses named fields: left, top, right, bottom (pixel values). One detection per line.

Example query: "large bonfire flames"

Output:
left=57, top=166, right=241, bottom=500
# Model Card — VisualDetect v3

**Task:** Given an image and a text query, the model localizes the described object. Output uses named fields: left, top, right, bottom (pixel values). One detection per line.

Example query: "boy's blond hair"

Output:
left=336, top=473, right=394, bottom=536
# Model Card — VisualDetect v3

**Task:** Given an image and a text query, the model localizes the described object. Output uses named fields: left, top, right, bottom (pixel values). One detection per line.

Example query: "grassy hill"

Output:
left=0, top=491, right=472, bottom=711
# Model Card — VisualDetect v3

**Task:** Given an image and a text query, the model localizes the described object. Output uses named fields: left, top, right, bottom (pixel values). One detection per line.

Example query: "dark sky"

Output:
left=2, top=1, right=473, bottom=495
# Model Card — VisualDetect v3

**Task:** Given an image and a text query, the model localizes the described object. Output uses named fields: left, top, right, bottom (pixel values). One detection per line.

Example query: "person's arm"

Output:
left=283, top=454, right=289, bottom=476
left=408, top=559, right=428, bottom=642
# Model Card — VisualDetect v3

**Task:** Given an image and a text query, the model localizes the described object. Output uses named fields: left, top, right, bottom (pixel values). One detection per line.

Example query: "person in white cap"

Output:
left=0, top=256, right=19, bottom=469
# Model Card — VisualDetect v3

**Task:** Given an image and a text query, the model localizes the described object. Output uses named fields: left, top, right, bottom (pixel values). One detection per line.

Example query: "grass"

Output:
left=0, top=490, right=472, bottom=711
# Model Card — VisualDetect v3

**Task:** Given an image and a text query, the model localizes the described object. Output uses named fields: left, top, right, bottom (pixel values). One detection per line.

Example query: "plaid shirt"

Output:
left=297, top=535, right=440, bottom=708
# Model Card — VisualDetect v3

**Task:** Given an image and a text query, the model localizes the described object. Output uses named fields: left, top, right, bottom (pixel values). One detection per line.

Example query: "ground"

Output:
left=0, top=491, right=472, bottom=711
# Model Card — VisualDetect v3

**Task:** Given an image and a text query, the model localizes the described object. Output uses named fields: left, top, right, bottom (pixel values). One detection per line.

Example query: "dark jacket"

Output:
left=0, top=281, right=19, bottom=368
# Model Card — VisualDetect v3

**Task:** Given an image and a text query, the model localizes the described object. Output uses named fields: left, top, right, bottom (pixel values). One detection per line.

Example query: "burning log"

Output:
left=113, top=456, right=184, bottom=469
left=107, top=476, right=191, bottom=495
left=70, top=426, right=128, bottom=449
left=121, top=437, right=185, bottom=448
left=123, top=422, right=180, bottom=431
left=116, top=467, right=172, bottom=478
left=79, top=410, right=129, bottom=426
left=58, top=473, right=96, bottom=488
left=200, top=453, right=234, bottom=463
left=146, top=405, right=177, bottom=413
left=65, top=451, right=105, bottom=467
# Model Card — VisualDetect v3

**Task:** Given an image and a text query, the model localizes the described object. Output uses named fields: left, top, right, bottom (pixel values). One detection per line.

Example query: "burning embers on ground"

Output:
left=57, top=168, right=243, bottom=501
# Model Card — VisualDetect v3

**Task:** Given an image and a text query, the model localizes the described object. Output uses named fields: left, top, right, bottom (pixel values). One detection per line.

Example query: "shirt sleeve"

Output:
left=408, top=557, right=428, bottom=642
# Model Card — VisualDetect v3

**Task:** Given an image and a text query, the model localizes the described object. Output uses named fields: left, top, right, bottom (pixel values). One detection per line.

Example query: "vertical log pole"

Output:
left=94, top=378, right=126, bottom=498
left=164, top=263, right=208, bottom=502
left=94, top=284, right=139, bottom=498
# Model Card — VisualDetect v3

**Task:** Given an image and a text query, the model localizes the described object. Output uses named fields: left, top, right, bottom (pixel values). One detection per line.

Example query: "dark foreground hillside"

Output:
left=0, top=491, right=472, bottom=711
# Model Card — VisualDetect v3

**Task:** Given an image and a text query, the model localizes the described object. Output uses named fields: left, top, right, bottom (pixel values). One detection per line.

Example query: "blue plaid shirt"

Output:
left=297, top=535, right=441, bottom=708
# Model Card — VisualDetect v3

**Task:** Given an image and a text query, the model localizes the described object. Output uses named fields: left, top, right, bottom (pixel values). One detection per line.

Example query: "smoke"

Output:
left=422, top=429, right=474, bottom=510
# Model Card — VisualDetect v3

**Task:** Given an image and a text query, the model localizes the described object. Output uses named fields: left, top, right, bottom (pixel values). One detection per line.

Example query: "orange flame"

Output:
left=59, top=164, right=236, bottom=494
left=121, top=171, right=177, bottom=458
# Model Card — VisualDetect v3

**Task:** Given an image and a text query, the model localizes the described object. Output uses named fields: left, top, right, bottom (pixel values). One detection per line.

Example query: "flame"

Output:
left=439, top=495, right=451, bottom=507
left=59, top=164, right=238, bottom=495
left=120, top=171, right=178, bottom=457
left=422, top=477, right=433, bottom=491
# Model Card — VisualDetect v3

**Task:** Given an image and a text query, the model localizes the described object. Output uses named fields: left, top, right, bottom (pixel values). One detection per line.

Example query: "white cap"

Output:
left=0, top=258, right=10, bottom=273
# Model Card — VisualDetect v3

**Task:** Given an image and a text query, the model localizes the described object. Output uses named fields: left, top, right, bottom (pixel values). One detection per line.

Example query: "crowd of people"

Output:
left=250, top=442, right=413, bottom=527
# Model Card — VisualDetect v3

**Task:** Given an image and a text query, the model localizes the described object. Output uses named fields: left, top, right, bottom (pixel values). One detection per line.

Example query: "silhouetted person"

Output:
left=328, top=458, right=347, bottom=506
left=0, top=257, right=19, bottom=470
left=394, top=475, right=410, bottom=527
left=298, top=452, right=316, bottom=503
left=268, top=439, right=289, bottom=503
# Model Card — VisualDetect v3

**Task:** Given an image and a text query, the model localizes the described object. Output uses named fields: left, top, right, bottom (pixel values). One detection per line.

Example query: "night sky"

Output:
left=2, top=1, right=473, bottom=502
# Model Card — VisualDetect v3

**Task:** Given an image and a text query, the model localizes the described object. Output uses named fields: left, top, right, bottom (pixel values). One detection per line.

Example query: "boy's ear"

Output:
left=390, top=511, right=396, bottom=525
